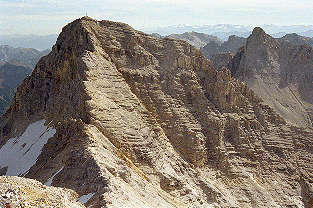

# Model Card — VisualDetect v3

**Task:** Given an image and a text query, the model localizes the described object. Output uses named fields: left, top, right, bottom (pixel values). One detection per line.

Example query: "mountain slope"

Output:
left=0, top=45, right=49, bottom=115
left=229, top=27, right=313, bottom=128
left=0, top=45, right=49, bottom=68
left=167, top=31, right=222, bottom=48
left=0, top=17, right=312, bottom=207
left=0, top=62, right=32, bottom=114
left=200, top=35, right=246, bottom=58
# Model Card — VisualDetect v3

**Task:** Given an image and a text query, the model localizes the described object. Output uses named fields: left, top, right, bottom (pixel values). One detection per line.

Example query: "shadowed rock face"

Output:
left=0, top=63, right=32, bottom=114
left=200, top=35, right=246, bottom=58
left=0, top=17, right=312, bottom=208
left=0, top=46, right=49, bottom=115
left=230, top=27, right=313, bottom=128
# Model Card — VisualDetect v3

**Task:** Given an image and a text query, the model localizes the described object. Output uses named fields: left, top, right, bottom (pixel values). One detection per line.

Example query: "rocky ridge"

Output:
left=200, top=35, right=246, bottom=58
left=0, top=17, right=312, bottom=207
left=279, top=33, right=313, bottom=47
left=167, top=31, right=222, bottom=48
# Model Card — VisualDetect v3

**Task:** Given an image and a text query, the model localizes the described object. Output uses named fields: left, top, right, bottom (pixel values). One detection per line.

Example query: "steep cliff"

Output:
left=0, top=17, right=312, bottom=208
left=230, top=27, right=313, bottom=128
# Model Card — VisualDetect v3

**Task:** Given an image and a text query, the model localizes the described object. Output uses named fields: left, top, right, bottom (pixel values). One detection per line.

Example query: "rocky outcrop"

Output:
left=0, top=176, right=84, bottom=207
left=230, top=27, right=313, bottom=128
left=0, top=17, right=312, bottom=207
left=167, top=31, right=222, bottom=48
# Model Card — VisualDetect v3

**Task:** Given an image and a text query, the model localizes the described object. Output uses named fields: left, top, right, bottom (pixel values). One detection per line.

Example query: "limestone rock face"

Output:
left=230, top=27, right=313, bottom=128
left=0, top=17, right=312, bottom=207
left=0, top=176, right=84, bottom=208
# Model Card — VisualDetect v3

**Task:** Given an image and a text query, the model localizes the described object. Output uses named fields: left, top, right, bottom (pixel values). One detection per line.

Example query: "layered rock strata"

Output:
left=0, top=17, right=312, bottom=207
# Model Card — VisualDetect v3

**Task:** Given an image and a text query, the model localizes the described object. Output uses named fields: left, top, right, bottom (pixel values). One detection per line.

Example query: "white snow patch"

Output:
left=44, top=166, right=64, bottom=186
left=77, top=193, right=95, bottom=204
left=0, top=119, right=56, bottom=176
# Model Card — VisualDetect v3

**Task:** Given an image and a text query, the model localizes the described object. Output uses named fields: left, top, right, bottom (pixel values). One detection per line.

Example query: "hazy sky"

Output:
left=0, top=0, right=312, bottom=35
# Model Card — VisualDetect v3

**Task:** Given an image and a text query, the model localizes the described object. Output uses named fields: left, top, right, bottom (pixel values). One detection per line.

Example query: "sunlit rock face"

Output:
left=0, top=17, right=312, bottom=207
left=0, top=176, right=84, bottom=208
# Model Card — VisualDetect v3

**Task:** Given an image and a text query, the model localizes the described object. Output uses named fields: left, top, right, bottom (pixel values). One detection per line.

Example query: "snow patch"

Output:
left=44, top=166, right=64, bottom=186
left=77, top=193, right=95, bottom=204
left=0, top=119, right=56, bottom=176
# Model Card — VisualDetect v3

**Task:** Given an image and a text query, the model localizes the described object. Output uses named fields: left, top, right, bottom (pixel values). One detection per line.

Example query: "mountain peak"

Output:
left=251, top=27, right=267, bottom=37
left=246, top=26, right=278, bottom=48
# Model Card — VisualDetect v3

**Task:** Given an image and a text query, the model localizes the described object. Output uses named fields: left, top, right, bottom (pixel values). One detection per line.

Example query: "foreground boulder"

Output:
left=0, top=176, right=84, bottom=207
left=0, top=17, right=312, bottom=207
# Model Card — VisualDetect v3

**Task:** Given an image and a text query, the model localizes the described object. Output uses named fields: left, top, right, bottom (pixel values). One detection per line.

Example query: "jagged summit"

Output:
left=0, top=17, right=313, bottom=207
left=251, top=27, right=266, bottom=36
left=230, top=27, right=313, bottom=128
left=247, top=27, right=274, bottom=45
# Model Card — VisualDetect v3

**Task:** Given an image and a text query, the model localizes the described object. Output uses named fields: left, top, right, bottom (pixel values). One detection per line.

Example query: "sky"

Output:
left=0, top=0, right=313, bottom=35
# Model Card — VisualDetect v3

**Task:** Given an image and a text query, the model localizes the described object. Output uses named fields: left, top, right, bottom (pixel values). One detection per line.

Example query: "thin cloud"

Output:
left=0, top=0, right=312, bottom=35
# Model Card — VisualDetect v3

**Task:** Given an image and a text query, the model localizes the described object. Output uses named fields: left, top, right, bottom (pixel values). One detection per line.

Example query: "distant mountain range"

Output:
left=0, top=34, right=58, bottom=51
left=166, top=32, right=222, bottom=48
left=200, top=32, right=313, bottom=60
left=144, top=24, right=313, bottom=40
left=1, top=25, right=312, bottom=50
left=0, top=45, right=49, bottom=68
